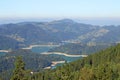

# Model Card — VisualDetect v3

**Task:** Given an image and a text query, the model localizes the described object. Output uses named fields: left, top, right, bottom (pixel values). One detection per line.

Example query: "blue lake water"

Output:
left=50, top=54, right=82, bottom=69
left=31, top=46, right=82, bottom=61
left=0, top=52, right=6, bottom=56
left=49, top=54, right=82, bottom=62
left=31, top=46, right=82, bottom=68
left=31, top=46, right=53, bottom=53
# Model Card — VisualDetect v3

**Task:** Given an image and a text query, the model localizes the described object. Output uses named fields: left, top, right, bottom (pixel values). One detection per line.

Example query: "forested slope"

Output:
left=2, top=44, right=120, bottom=80
left=0, top=49, right=64, bottom=80
left=31, top=44, right=120, bottom=80
left=49, top=43, right=115, bottom=55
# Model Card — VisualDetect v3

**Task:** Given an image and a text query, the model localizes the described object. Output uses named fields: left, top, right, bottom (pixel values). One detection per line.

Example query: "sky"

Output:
left=0, top=0, right=120, bottom=25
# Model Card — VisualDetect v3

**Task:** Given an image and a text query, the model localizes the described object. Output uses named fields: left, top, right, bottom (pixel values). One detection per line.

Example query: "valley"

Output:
left=0, top=19, right=120, bottom=80
left=1, top=0, right=120, bottom=79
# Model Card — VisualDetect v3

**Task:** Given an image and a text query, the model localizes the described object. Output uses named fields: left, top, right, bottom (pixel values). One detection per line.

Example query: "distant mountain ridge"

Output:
left=0, top=19, right=120, bottom=49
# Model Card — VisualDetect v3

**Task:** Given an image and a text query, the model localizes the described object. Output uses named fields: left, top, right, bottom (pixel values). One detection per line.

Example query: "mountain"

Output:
left=0, top=19, right=120, bottom=80
left=0, top=19, right=120, bottom=50
left=0, top=23, right=58, bottom=44
left=0, top=35, right=20, bottom=50
left=44, top=19, right=120, bottom=43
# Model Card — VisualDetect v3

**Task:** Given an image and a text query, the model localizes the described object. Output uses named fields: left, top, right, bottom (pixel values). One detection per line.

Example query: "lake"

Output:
left=0, top=45, right=82, bottom=69
left=31, top=46, right=82, bottom=61
left=31, top=46, right=53, bottom=53
left=0, top=52, right=6, bottom=56
left=31, top=46, right=82, bottom=68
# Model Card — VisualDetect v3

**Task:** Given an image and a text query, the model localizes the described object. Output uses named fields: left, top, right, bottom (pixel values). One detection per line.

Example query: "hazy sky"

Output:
left=0, top=0, right=120, bottom=19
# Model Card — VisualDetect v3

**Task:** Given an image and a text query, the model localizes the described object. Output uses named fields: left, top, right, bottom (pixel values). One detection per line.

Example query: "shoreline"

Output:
left=41, top=52, right=88, bottom=57
left=0, top=50, right=10, bottom=53
left=44, top=61, right=65, bottom=69
left=51, top=61, right=65, bottom=66
left=22, top=44, right=60, bottom=50
left=43, top=52, right=88, bottom=69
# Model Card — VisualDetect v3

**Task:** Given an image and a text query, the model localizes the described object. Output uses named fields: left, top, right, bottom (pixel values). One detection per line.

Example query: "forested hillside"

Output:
left=49, top=43, right=115, bottom=55
left=0, top=49, right=64, bottom=80
left=0, top=35, right=20, bottom=50
left=0, top=19, right=120, bottom=80
left=10, top=44, right=120, bottom=80
left=36, top=44, right=120, bottom=80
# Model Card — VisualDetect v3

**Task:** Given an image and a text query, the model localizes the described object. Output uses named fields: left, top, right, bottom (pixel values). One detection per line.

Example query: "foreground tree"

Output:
left=10, top=56, right=26, bottom=80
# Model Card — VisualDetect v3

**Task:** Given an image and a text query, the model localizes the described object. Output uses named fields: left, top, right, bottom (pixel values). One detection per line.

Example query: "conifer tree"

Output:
left=10, top=56, right=26, bottom=80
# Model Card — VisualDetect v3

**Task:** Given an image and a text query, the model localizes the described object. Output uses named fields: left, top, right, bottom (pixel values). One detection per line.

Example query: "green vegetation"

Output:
left=0, top=19, right=120, bottom=79
left=0, top=35, right=20, bottom=50
left=49, top=43, right=115, bottom=55
left=1, top=43, right=120, bottom=80
left=0, top=49, right=64, bottom=80
left=27, top=44, right=120, bottom=80
left=10, top=56, right=26, bottom=80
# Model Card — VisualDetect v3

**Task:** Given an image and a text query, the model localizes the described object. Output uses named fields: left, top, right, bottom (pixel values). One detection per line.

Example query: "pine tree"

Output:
left=10, top=56, right=26, bottom=80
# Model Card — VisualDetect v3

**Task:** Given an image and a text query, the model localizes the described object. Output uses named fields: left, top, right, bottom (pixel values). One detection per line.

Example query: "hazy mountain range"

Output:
left=0, top=19, right=120, bottom=49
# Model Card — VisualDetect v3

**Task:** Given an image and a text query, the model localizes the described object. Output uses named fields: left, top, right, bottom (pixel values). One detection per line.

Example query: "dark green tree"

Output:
left=10, top=56, right=26, bottom=80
